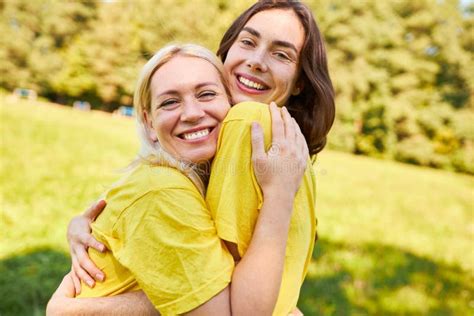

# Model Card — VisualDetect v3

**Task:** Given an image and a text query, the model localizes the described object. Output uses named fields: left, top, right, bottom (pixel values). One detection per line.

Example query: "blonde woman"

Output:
left=48, top=43, right=309, bottom=315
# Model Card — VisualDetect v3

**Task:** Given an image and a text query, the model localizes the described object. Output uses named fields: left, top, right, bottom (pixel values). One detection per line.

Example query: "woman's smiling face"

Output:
left=223, top=9, right=305, bottom=106
left=147, top=55, right=230, bottom=163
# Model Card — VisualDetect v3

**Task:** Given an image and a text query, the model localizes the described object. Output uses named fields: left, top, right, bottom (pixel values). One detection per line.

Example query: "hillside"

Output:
left=1, top=98, right=473, bottom=315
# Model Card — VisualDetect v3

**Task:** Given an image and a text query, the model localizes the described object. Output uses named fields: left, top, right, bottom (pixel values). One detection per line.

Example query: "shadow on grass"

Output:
left=299, top=238, right=474, bottom=315
left=0, top=249, right=70, bottom=316
left=2, top=243, right=472, bottom=315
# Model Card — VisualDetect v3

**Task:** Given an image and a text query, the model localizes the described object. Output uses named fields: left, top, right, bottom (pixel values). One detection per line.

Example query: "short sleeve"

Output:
left=206, top=102, right=272, bottom=256
left=113, top=188, right=234, bottom=316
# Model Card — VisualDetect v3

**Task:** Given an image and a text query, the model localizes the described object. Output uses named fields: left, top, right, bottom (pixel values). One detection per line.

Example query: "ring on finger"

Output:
left=268, top=143, right=281, bottom=156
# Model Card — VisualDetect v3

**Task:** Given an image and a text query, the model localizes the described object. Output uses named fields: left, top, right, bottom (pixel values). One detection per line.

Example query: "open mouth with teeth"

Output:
left=178, top=128, right=213, bottom=141
left=237, top=75, right=269, bottom=91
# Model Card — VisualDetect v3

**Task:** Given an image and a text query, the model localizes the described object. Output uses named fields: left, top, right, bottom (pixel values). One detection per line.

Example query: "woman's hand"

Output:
left=67, top=200, right=107, bottom=293
left=251, top=102, right=309, bottom=202
left=46, top=272, right=76, bottom=316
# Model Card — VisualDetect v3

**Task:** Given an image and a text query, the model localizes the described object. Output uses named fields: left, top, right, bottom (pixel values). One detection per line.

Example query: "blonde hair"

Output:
left=133, top=43, right=230, bottom=195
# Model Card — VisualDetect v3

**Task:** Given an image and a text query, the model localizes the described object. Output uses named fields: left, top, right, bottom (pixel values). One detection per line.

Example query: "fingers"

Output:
left=72, top=255, right=96, bottom=288
left=292, top=118, right=306, bottom=155
left=67, top=215, right=90, bottom=244
left=251, top=122, right=265, bottom=160
left=78, top=246, right=105, bottom=282
left=292, top=117, right=300, bottom=144
left=292, top=117, right=303, bottom=144
left=75, top=245, right=105, bottom=282
left=293, top=118, right=309, bottom=174
left=269, top=102, right=284, bottom=144
left=70, top=268, right=82, bottom=295
left=83, top=199, right=106, bottom=220
left=79, top=232, right=106, bottom=253
left=70, top=213, right=106, bottom=252
left=281, top=106, right=296, bottom=141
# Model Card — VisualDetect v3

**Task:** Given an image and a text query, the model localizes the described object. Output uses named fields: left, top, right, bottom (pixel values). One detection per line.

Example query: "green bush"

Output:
left=395, top=135, right=448, bottom=168
left=452, top=148, right=474, bottom=175
left=327, top=120, right=356, bottom=153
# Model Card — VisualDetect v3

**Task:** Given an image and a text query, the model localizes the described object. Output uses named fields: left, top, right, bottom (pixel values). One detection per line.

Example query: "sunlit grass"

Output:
left=1, top=97, right=138, bottom=258
left=314, top=149, right=474, bottom=273
left=1, top=97, right=473, bottom=315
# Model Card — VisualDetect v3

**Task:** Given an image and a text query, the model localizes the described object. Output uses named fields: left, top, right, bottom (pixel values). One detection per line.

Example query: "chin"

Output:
left=234, top=93, right=272, bottom=105
left=231, top=93, right=253, bottom=104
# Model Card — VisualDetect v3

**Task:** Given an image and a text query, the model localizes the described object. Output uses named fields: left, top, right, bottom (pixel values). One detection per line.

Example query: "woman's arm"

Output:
left=47, top=273, right=158, bottom=316
left=227, top=104, right=308, bottom=315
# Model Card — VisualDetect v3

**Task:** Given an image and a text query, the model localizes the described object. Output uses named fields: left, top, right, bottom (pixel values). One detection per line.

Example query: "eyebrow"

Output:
left=156, top=82, right=219, bottom=98
left=241, top=27, right=298, bottom=54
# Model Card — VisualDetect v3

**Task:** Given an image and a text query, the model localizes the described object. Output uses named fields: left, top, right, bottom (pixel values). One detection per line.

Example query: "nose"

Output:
left=246, top=50, right=268, bottom=73
left=180, top=98, right=205, bottom=122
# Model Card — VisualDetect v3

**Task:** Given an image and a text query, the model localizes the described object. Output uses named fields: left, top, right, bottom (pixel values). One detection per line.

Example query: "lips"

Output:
left=181, top=128, right=210, bottom=140
left=238, top=76, right=267, bottom=90
left=177, top=126, right=215, bottom=141
left=235, top=73, right=270, bottom=94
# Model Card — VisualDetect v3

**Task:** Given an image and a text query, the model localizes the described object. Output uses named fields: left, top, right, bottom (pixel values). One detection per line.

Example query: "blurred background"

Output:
left=1, top=0, right=473, bottom=315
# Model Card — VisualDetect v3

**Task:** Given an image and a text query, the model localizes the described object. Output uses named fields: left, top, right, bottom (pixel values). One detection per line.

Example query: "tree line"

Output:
left=1, top=0, right=472, bottom=174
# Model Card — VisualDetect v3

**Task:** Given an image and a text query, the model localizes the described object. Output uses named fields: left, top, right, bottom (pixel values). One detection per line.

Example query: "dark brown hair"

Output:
left=217, top=0, right=335, bottom=155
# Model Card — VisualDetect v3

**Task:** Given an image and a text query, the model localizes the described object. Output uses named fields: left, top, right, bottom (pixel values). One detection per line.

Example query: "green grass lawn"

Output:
left=1, top=97, right=473, bottom=315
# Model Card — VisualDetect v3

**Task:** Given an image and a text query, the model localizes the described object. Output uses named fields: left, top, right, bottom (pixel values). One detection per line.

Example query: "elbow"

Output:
left=230, top=296, right=275, bottom=316
left=46, top=298, right=61, bottom=316
left=46, top=297, right=75, bottom=316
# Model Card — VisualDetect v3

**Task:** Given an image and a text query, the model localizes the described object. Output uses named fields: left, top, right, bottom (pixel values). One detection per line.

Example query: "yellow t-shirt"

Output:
left=78, top=163, right=235, bottom=316
left=206, top=101, right=318, bottom=316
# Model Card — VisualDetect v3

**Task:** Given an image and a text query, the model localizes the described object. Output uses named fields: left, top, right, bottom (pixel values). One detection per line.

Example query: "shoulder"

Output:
left=96, top=163, right=201, bottom=227
left=225, top=101, right=270, bottom=123
left=109, top=162, right=196, bottom=197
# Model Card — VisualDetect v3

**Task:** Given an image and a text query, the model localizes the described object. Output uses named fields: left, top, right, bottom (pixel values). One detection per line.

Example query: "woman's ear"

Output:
left=143, top=112, right=158, bottom=142
left=291, top=80, right=304, bottom=96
